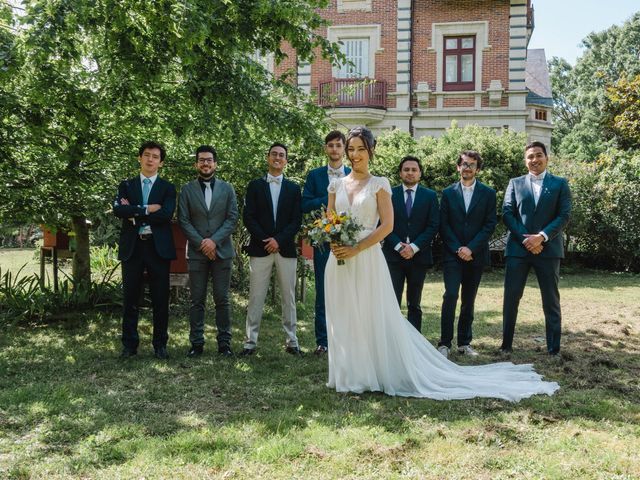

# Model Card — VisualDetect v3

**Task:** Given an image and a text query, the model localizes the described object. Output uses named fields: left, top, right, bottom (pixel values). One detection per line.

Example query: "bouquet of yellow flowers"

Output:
left=302, top=206, right=363, bottom=265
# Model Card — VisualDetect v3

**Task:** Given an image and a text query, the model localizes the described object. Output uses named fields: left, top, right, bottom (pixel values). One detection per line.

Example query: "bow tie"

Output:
left=529, top=173, right=544, bottom=182
left=267, top=175, right=281, bottom=184
left=328, top=167, right=344, bottom=178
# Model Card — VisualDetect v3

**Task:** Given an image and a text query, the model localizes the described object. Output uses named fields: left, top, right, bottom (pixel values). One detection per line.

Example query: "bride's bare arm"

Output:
left=327, top=192, right=336, bottom=212
left=332, top=188, right=394, bottom=260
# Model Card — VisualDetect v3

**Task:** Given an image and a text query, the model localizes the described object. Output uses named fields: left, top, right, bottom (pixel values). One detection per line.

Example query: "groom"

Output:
left=501, top=141, right=571, bottom=355
left=302, top=130, right=350, bottom=355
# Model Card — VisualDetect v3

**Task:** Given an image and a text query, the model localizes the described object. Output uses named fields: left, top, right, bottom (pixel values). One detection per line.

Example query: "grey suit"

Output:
left=178, top=178, right=239, bottom=348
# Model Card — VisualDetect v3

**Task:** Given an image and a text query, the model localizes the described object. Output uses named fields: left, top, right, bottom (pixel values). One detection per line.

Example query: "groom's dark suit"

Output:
left=382, top=184, right=439, bottom=331
left=113, top=175, right=176, bottom=351
left=302, top=164, right=350, bottom=349
left=438, top=180, right=496, bottom=349
left=502, top=171, right=571, bottom=354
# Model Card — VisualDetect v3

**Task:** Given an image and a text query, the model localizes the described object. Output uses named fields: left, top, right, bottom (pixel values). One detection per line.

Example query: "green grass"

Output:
left=1, top=265, right=639, bottom=479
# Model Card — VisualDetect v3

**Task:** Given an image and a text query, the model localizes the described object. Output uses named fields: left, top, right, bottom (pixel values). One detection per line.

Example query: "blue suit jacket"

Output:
left=382, top=184, right=439, bottom=266
left=440, top=180, right=497, bottom=266
left=503, top=172, right=571, bottom=258
left=243, top=176, right=302, bottom=258
left=302, top=165, right=351, bottom=214
left=113, top=176, right=177, bottom=261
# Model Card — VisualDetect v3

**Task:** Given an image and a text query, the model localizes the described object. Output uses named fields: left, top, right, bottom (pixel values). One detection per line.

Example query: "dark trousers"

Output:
left=439, top=260, right=484, bottom=348
left=187, top=257, right=232, bottom=348
left=121, top=238, right=171, bottom=351
left=502, top=255, right=562, bottom=354
left=313, top=246, right=330, bottom=348
left=388, top=260, right=429, bottom=331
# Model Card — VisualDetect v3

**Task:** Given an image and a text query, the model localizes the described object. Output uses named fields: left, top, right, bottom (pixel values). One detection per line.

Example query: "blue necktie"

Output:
left=405, top=189, right=413, bottom=217
left=140, top=178, right=152, bottom=233
left=142, top=178, right=152, bottom=205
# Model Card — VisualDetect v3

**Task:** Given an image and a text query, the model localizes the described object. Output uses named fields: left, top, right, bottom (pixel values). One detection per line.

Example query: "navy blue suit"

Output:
left=502, top=172, right=571, bottom=354
left=382, top=184, right=439, bottom=331
left=438, top=180, right=497, bottom=349
left=113, top=176, right=176, bottom=351
left=302, top=165, right=350, bottom=348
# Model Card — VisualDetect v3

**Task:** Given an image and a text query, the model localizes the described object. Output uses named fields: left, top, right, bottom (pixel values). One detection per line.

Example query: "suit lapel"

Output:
left=535, top=173, right=553, bottom=212
left=262, top=177, right=276, bottom=226
left=131, top=177, right=143, bottom=205
left=208, top=179, right=223, bottom=212
left=522, top=175, right=536, bottom=214
left=453, top=182, right=466, bottom=215
left=394, top=186, right=408, bottom=220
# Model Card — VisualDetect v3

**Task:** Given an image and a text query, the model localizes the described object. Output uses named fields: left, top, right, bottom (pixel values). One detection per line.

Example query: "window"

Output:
left=535, top=109, right=548, bottom=121
left=338, top=38, right=370, bottom=78
left=443, top=36, right=475, bottom=91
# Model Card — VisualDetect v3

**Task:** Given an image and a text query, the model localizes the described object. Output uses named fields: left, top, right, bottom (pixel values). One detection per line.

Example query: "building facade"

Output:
left=273, top=0, right=553, bottom=147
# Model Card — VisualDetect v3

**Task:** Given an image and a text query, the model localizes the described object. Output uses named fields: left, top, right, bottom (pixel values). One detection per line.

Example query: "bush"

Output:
left=558, top=150, right=640, bottom=271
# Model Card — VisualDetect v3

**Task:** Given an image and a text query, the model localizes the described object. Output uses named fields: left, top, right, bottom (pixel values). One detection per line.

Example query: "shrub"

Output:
left=558, top=150, right=640, bottom=271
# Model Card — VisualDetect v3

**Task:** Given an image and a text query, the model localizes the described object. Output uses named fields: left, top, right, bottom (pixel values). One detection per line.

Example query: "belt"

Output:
left=138, top=234, right=153, bottom=241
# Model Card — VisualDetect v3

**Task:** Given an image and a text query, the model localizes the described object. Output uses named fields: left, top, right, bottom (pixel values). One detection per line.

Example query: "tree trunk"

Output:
left=72, top=215, right=91, bottom=286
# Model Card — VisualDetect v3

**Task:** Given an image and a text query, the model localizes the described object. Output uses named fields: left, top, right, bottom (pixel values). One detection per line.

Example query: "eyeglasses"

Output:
left=460, top=162, right=478, bottom=170
left=197, top=158, right=216, bottom=164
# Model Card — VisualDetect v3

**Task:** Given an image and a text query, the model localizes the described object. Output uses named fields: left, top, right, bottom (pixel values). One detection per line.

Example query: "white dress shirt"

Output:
left=461, top=180, right=476, bottom=212
left=529, top=170, right=549, bottom=242
left=394, top=184, right=420, bottom=254
left=267, top=173, right=283, bottom=221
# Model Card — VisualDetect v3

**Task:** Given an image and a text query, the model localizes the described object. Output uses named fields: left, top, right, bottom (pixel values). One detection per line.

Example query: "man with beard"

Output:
left=178, top=145, right=239, bottom=357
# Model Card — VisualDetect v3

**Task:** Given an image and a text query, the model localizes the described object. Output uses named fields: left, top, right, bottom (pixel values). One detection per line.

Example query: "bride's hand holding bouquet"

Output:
left=302, top=206, right=363, bottom=265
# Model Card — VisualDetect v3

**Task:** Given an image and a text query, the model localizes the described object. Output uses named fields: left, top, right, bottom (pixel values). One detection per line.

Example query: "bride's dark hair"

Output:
left=346, top=126, right=376, bottom=160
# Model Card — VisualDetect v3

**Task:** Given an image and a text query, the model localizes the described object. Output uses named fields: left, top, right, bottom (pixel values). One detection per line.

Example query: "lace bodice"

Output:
left=328, top=176, right=391, bottom=233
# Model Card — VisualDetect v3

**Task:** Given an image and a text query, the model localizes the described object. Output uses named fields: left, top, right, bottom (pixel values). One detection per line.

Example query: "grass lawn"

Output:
left=0, top=264, right=639, bottom=479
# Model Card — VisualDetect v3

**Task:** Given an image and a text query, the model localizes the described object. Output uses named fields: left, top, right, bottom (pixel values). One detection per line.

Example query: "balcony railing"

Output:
left=318, top=78, right=387, bottom=108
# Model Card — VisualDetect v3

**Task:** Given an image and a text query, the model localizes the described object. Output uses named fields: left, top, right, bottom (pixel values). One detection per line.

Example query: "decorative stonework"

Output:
left=337, top=0, right=372, bottom=13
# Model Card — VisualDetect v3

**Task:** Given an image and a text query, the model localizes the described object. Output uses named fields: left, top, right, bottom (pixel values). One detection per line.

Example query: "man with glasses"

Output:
left=113, top=141, right=176, bottom=359
left=178, top=145, right=239, bottom=358
left=437, top=151, right=497, bottom=358
left=382, top=156, right=439, bottom=332
left=241, top=143, right=303, bottom=356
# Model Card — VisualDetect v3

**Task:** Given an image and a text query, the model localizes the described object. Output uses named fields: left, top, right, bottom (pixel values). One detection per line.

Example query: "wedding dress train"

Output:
left=324, top=176, right=559, bottom=401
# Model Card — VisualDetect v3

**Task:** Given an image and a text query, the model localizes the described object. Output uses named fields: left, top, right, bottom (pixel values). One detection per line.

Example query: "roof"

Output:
left=526, top=49, right=553, bottom=107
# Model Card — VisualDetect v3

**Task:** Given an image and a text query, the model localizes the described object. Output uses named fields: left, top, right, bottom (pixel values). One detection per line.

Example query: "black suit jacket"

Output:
left=440, top=180, right=497, bottom=266
left=382, top=184, right=439, bottom=266
left=113, top=176, right=177, bottom=261
left=243, top=176, right=302, bottom=258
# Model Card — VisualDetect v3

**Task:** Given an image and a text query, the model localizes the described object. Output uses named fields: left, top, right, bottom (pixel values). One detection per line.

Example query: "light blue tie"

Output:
left=142, top=178, right=152, bottom=205
left=140, top=178, right=152, bottom=233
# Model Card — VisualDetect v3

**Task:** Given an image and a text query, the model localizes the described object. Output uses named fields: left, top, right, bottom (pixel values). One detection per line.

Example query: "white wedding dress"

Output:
left=324, top=176, right=559, bottom=401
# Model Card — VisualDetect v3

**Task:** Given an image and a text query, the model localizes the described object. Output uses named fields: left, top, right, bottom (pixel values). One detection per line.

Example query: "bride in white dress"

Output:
left=325, top=127, right=559, bottom=401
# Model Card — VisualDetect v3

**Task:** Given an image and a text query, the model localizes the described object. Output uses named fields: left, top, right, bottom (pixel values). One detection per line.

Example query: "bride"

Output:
left=324, top=127, right=559, bottom=401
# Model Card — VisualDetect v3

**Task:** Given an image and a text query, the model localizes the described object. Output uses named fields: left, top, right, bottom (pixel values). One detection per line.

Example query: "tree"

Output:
left=549, top=12, right=640, bottom=161
left=0, top=0, right=341, bottom=286
left=606, top=74, right=640, bottom=149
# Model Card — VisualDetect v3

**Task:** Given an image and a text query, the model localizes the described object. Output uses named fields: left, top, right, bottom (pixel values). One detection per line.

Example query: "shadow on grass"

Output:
left=1, top=272, right=639, bottom=473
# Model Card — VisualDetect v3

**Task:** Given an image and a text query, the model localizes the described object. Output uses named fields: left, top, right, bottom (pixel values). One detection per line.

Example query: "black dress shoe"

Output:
left=120, top=348, right=137, bottom=359
left=186, top=345, right=204, bottom=358
left=314, top=345, right=328, bottom=355
left=218, top=345, right=233, bottom=357
left=239, top=348, right=256, bottom=356
left=154, top=346, right=169, bottom=359
left=285, top=345, right=304, bottom=356
left=498, top=347, right=512, bottom=356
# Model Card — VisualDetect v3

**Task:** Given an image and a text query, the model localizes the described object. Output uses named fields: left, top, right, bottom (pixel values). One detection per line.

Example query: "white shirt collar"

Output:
left=529, top=170, right=547, bottom=181
left=403, top=184, right=418, bottom=193
left=461, top=180, right=476, bottom=191
left=140, top=173, right=158, bottom=184
left=267, top=173, right=283, bottom=180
